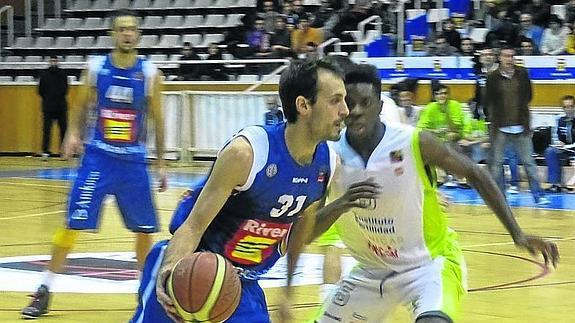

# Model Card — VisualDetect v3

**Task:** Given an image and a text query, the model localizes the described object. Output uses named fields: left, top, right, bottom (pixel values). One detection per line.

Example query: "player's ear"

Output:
left=295, top=95, right=310, bottom=117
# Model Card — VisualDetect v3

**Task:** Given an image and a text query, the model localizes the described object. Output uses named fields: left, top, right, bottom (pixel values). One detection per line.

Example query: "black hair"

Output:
left=110, top=9, right=138, bottom=29
left=562, top=95, right=575, bottom=102
left=344, top=63, right=381, bottom=100
left=279, top=58, right=344, bottom=123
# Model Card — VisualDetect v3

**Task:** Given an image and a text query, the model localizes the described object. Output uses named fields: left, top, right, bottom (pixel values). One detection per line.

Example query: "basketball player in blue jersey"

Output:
left=22, top=9, right=167, bottom=319
left=129, top=58, right=380, bottom=323
left=310, top=63, right=559, bottom=323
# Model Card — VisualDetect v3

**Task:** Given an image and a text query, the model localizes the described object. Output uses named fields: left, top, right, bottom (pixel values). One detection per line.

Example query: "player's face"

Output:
left=112, top=16, right=139, bottom=53
left=398, top=91, right=413, bottom=108
left=310, top=70, right=348, bottom=141
left=499, top=49, right=515, bottom=70
left=345, top=83, right=381, bottom=140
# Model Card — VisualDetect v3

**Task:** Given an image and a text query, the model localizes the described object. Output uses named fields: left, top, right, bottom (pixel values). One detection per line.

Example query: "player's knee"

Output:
left=53, top=228, right=79, bottom=248
left=416, top=311, right=452, bottom=323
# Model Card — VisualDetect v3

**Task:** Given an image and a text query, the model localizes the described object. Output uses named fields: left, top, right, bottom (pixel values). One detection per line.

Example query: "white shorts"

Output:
left=317, top=255, right=467, bottom=323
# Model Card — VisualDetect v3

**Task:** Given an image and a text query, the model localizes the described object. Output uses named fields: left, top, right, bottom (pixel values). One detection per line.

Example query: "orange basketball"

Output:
left=167, top=252, right=242, bottom=322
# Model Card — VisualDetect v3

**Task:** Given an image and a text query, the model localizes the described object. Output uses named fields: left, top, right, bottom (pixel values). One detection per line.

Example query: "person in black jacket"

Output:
left=38, top=55, right=68, bottom=159
left=544, top=95, right=575, bottom=192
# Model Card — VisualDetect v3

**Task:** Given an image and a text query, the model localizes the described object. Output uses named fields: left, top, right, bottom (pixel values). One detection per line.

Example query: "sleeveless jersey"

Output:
left=85, top=55, right=158, bottom=162
left=329, top=123, right=456, bottom=273
left=193, top=123, right=336, bottom=280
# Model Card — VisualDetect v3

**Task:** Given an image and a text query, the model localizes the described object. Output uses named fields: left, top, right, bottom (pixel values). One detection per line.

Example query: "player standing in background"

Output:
left=311, top=63, right=559, bottom=323
left=22, top=9, right=167, bottom=319
left=130, top=58, right=379, bottom=323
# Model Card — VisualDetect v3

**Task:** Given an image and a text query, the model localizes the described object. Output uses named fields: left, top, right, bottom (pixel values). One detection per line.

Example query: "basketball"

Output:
left=167, top=252, right=241, bottom=322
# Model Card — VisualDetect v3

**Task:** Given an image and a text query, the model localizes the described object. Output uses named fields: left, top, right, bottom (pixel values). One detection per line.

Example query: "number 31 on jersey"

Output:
left=270, top=195, right=307, bottom=218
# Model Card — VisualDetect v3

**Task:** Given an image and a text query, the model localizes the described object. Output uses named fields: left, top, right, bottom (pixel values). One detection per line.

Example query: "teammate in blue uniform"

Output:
left=130, top=58, right=379, bottom=323
left=22, top=10, right=167, bottom=319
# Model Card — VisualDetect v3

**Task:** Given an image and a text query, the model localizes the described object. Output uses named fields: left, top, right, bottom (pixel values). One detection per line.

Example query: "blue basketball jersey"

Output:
left=171, top=123, right=336, bottom=280
left=84, top=54, right=158, bottom=162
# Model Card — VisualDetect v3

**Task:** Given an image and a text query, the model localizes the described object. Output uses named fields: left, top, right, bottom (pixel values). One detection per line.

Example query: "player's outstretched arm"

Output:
left=419, top=130, right=559, bottom=268
left=149, top=70, right=167, bottom=191
left=155, top=137, right=253, bottom=321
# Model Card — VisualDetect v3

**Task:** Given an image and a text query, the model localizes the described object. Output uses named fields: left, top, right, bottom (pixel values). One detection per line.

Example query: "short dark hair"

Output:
left=562, top=95, right=575, bottom=102
left=344, top=63, right=381, bottom=100
left=279, top=58, right=344, bottom=123
left=49, top=55, right=58, bottom=60
left=111, top=9, right=138, bottom=29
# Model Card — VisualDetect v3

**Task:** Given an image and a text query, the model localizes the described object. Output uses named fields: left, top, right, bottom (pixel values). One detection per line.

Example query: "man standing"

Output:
left=263, top=95, right=284, bottom=125
left=485, top=45, right=548, bottom=204
left=544, top=95, right=575, bottom=193
left=313, top=62, right=559, bottom=323
left=38, top=55, right=68, bottom=159
left=22, top=9, right=167, bottom=319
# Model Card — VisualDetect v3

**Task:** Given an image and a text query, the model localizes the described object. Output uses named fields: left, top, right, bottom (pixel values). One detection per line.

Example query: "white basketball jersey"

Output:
left=329, top=123, right=455, bottom=273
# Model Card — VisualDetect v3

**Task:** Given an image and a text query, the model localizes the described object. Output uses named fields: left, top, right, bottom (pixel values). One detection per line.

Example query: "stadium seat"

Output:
left=112, top=0, right=131, bottom=9
left=427, top=8, right=450, bottom=23
left=161, top=15, right=183, bottom=28
left=151, top=0, right=173, bottom=9
left=68, top=75, right=78, bottom=83
left=193, top=0, right=214, bottom=9
left=75, top=36, right=95, bottom=49
left=470, top=27, right=489, bottom=43
left=225, top=14, right=244, bottom=27
left=12, top=37, right=33, bottom=49
left=34, top=37, right=54, bottom=49
left=200, top=14, right=226, bottom=28
left=183, top=15, right=204, bottom=28
left=198, top=33, right=224, bottom=47
left=132, top=0, right=151, bottom=9
left=94, top=35, right=114, bottom=48
left=53, top=37, right=74, bottom=49
left=41, top=18, right=62, bottom=30
left=14, top=76, right=35, bottom=82
left=235, top=0, right=256, bottom=8
left=79, top=17, right=101, bottom=30
left=91, top=0, right=112, bottom=10
left=139, top=35, right=160, bottom=47
left=142, top=16, right=163, bottom=29
left=173, top=0, right=193, bottom=8
left=237, top=75, right=259, bottom=82
left=182, top=34, right=202, bottom=47
left=4, top=56, right=23, bottom=62
left=69, top=0, right=92, bottom=11
left=65, top=55, right=85, bottom=62
left=551, top=5, right=566, bottom=20
left=213, top=0, right=236, bottom=8
left=149, top=54, right=168, bottom=61
left=169, top=54, right=183, bottom=61
left=155, top=35, right=181, bottom=48
left=0, top=76, right=13, bottom=83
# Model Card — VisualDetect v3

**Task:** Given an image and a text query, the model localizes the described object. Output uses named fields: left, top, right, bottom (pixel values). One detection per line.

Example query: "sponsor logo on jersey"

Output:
left=355, top=215, right=395, bottom=234
left=292, top=177, right=308, bottom=184
left=368, top=241, right=399, bottom=259
left=100, top=108, right=137, bottom=143
left=333, top=281, right=356, bottom=306
left=225, top=219, right=291, bottom=265
left=317, top=170, right=326, bottom=183
left=75, top=171, right=100, bottom=210
left=71, top=209, right=88, bottom=221
left=105, top=85, right=134, bottom=104
left=390, top=150, right=403, bottom=162
left=266, top=163, right=277, bottom=178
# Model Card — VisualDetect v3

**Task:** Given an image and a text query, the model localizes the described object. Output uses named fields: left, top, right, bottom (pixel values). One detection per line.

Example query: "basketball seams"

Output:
left=210, top=262, right=242, bottom=322
left=193, top=254, right=227, bottom=321
left=167, top=258, right=196, bottom=321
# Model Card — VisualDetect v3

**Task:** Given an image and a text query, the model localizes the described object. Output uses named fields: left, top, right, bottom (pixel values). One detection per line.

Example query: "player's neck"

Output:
left=111, top=49, right=138, bottom=69
left=284, top=123, right=318, bottom=166
left=348, top=121, right=385, bottom=163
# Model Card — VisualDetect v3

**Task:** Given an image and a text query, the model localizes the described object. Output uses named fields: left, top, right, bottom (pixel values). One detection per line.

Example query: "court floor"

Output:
left=0, top=157, right=573, bottom=323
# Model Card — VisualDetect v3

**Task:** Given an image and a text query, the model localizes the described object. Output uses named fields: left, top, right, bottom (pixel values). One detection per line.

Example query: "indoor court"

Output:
left=0, top=157, right=573, bottom=323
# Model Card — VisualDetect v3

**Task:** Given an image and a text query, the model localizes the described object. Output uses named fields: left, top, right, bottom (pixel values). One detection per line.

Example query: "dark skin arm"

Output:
left=419, top=131, right=559, bottom=268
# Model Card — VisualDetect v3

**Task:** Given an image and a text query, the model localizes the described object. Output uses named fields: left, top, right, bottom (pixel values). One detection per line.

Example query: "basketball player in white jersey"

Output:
left=311, top=63, right=559, bottom=323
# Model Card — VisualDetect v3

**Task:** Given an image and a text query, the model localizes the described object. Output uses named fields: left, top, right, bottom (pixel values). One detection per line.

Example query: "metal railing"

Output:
left=0, top=5, right=14, bottom=57
left=317, top=37, right=341, bottom=58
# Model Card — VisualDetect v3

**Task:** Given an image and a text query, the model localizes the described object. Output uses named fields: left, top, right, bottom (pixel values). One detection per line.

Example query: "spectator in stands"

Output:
left=567, top=21, right=575, bottom=54
left=544, top=95, right=575, bottom=193
left=485, top=45, right=548, bottom=204
left=470, top=46, right=498, bottom=121
left=519, top=36, right=539, bottom=55
left=312, top=0, right=334, bottom=28
left=427, top=33, right=459, bottom=56
left=261, top=0, right=278, bottom=33
left=529, top=0, right=551, bottom=28
left=281, top=2, right=299, bottom=26
left=270, top=15, right=294, bottom=57
left=460, top=37, right=475, bottom=56
left=566, top=0, right=575, bottom=24
left=443, top=19, right=462, bottom=50
left=264, top=95, right=284, bottom=125
left=541, top=14, right=569, bottom=55
left=247, top=17, right=271, bottom=54
left=38, top=55, right=68, bottom=160
left=178, top=42, right=202, bottom=81
left=397, top=80, right=422, bottom=126
left=291, top=13, right=323, bottom=55
left=292, top=0, right=305, bottom=18
left=519, top=13, right=544, bottom=50
left=205, top=43, right=229, bottom=81
left=330, top=0, right=372, bottom=42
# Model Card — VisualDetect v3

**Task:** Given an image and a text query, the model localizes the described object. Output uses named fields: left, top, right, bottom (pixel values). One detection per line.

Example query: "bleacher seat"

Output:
left=69, top=0, right=92, bottom=11
left=0, top=76, right=13, bottom=83
left=68, top=75, right=78, bottom=83
left=470, top=27, right=489, bottom=43
left=112, top=0, right=131, bottom=9
left=149, top=54, right=168, bottom=61
left=139, top=35, right=159, bottom=47
left=237, top=75, right=258, bottom=82
left=198, top=53, right=209, bottom=59
left=173, top=0, right=193, bottom=8
left=75, top=36, right=95, bottom=49
left=79, top=17, right=101, bottom=30
left=182, top=34, right=202, bottom=47
left=54, top=37, right=75, bottom=49
left=142, top=16, right=163, bottom=29
left=151, top=0, right=172, bottom=9
left=236, top=0, right=256, bottom=7
left=183, top=15, right=203, bottom=28
left=94, top=36, right=113, bottom=48
left=64, top=18, right=84, bottom=30
left=198, top=33, right=224, bottom=47
left=201, top=14, right=226, bottom=28
left=4, top=56, right=23, bottom=62
left=225, top=14, right=244, bottom=27
left=92, top=0, right=112, bottom=10
left=42, top=18, right=62, bottom=30
left=133, top=0, right=152, bottom=9
left=161, top=15, right=183, bottom=28
left=12, top=37, right=33, bottom=49
left=427, top=8, right=450, bottom=23
left=169, top=54, right=183, bottom=61
left=34, top=37, right=54, bottom=49
left=551, top=5, right=566, bottom=20
left=214, top=0, right=236, bottom=8
left=65, top=55, right=85, bottom=62
left=25, top=56, right=43, bottom=62
left=15, top=76, right=35, bottom=82
left=155, top=35, right=181, bottom=48
left=350, top=51, right=367, bottom=58
left=193, top=0, right=214, bottom=9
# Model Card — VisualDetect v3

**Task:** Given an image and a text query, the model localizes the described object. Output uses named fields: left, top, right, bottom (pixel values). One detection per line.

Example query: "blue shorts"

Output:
left=66, top=150, right=158, bottom=233
left=131, top=240, right=271, bottom=323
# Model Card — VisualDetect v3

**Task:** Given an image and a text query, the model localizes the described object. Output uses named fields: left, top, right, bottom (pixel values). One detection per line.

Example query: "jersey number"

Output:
left=269, top=195, right=307, bottom=218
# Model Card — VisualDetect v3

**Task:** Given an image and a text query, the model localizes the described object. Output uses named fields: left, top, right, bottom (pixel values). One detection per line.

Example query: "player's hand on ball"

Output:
left=338, top=178, right=381, bottom=209
left=514, top=235, right=559, bottom=268
left=156, top=266, right=183, bottom=323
